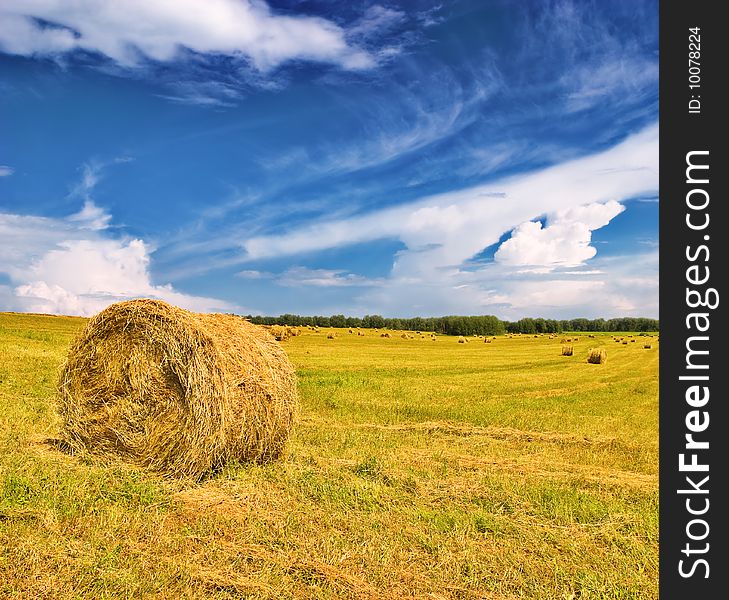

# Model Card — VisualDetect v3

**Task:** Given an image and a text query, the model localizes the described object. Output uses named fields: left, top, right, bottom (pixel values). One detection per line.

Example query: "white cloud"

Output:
left=70, top=162, right=102, bottom=198
left=565, top=58, right=658, bottom=113
left=277, top=267, right=378, bottom=288
left=236, top=269, right=272, bottom=280
left=67, top=199, right=112, bottom=230
left=0, top=165, right=14, bottom=177
left=486, top=252, right=659, bottom=319
left=494, top=200, right=625, bottom=268
left=0, top=206, right=234, bottom=317
left=0, top=0, right=374, bottom=72
left=235, top=266, right=379, bottom=288
left=355, top=251, right=658, bottom=320
left=239, top=123, right=658, bottom=318
left=242, top=124, right=657, bottom=267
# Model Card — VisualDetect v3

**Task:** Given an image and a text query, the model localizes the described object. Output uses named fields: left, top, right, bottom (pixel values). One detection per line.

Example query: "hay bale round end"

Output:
left=587, top=348, right=608, bottom=364
left=58, top=299, right=299, bottom=479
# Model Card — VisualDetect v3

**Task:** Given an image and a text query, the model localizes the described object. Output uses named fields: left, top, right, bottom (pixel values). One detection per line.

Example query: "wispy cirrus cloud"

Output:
left=0, top=165, right=14, bottom=177
left=241, top=124, right=657, bottom=265
left=564, top=58, right=658, bottom=113
left=235, top=123, right=658, bottom=318
left=518, top=0, right=658, bottom=114
left=0, top=0, right=376, bottom=71
left=236, top=267, right=381, bottom=288
left=277, top=267, right=380, bottom=288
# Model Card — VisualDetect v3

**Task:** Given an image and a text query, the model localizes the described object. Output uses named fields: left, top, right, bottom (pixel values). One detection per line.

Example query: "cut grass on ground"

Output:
left=0, top=314, right=658, bottom=599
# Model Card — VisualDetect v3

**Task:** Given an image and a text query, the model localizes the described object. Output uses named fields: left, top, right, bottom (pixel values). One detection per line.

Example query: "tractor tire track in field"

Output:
left=301, top=418, right=656, bottom=490
left=300, top=417, right=630, bottom=448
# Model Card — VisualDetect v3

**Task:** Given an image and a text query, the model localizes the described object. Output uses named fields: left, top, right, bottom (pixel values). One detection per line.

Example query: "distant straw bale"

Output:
left=381, top=332, right=391, bottom=338
left=327, top=332, right=336, bottom=339
left=270, top=326, right=300, bottom=339
left=58, top=299, right=298, bottom=480
left=457, top=336, right=467, bottom=344
left=561, top=345, right=574, bottom=356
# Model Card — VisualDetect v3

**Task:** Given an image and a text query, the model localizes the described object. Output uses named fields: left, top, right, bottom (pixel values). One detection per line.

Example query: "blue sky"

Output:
left=0, top=0, right=658, bottom=319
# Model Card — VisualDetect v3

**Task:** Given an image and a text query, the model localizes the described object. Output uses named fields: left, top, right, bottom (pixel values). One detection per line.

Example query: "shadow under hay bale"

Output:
left=561, top=345, right=574, bottom=356
left=58, top=299, right=299, bottom=480
left=644, top=344, right=652, bottom=349
left=587, top=348, right=607, bottom=364
left=326, top=332, right=336, bottom=339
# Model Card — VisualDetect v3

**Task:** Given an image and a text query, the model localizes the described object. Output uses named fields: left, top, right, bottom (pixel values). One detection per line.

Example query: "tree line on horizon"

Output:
left=242, top=313, right=659, bottom=336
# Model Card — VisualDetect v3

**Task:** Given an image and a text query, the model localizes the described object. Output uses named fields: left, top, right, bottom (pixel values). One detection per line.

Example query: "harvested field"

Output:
left=0, top=314, right=658, bottom=599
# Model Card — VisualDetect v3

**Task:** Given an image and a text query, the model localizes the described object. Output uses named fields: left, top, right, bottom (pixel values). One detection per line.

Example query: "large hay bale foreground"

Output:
left=59, top=299, right=299, bottom=479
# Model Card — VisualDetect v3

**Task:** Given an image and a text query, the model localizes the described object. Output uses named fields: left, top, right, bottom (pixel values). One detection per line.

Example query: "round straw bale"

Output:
left=58, top=299, right=299, bottom=480
left=587, top=348, right=607, bottom=364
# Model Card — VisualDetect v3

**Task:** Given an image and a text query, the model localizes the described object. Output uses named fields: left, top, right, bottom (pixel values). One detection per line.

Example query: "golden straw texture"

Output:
left=58, top=299, right=299, bottom=479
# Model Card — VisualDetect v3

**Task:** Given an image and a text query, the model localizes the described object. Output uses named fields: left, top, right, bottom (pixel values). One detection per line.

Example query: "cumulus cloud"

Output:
left=239, top=123, right=658, bottom=317
left=242, top=124, right=657, bottom=267
left=494, top=200, right=625, bottom=268
left=0, top=0, right=374, bottom=71
left=0, top=206, right=233, bottom=316
left=0, top=165, right=14, bottom=177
